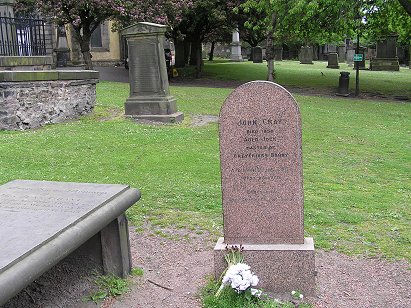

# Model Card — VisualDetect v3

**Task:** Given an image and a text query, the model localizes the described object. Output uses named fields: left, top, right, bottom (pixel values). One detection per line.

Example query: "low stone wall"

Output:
left=0, top=70, right=99, bottom=130
left=0, top=56, right=54, bottom=71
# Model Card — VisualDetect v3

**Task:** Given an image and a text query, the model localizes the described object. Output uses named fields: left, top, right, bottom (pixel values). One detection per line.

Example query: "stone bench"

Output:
left=0, top=180, right=141, bottom=305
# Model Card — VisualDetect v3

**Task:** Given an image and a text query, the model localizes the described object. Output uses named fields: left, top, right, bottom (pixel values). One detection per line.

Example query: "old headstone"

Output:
left=346, top=49, right=355, bottom=67
left=327, top=52, right=340, bottom=69
left=325, top=44, right=337, bottom=53
left=252, top=47, right=263, bottom=63
left=370, top=34, right=400, bottom=71
left=299, top=46, right=313, bottom=64
left=0, top=180, right=141, bottom=305
left=121, top=22, right=183, bottom=123
left=337, top=44, right=346, bottom=62
left=274, top=46, right=283, bottom=61
left=214, top=81, right=315, bottom=296
left=230, top=30, right=243, bottom=62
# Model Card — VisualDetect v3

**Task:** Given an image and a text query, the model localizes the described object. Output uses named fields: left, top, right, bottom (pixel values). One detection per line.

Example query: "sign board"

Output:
left=353, top=54, right=363, bottom=62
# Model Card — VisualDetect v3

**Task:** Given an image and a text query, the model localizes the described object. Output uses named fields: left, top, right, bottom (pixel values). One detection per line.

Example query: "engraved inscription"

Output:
left=130, top=40, right=161, bottom=94
left=0, top=193, right=90, bottom=213
left=233, top=117, right=288, bottom=160
left=225, top=115, right=297, bottom=201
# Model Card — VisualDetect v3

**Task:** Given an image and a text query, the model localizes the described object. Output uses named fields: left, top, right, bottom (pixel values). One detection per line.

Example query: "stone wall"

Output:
left=0, top=70, right=99, bottom=130
left=0, top=56, right=54, bottom=70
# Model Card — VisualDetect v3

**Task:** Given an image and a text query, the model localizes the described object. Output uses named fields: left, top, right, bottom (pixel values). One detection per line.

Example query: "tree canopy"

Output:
left=239, top=0, right=410, bottom=79
left=15, top=0, right=192, bottom=69
left=15, top=0, right=411, bottom=71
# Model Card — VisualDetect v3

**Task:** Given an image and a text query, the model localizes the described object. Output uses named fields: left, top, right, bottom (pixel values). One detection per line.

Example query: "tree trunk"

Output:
left=209, top=41, right=215, bottom=61
left=80, top=38, right=93, bottom=70
left=266, top=13, right=277, bottom=81
left=72, top=29, right=93, bottom=70
left=195, top=40, right=203, bottom=78
left=174, top=40, right=186, bottom=68
left=189, top=41, right=197, bottom=65
left=184, top=40, right=191, bottom=65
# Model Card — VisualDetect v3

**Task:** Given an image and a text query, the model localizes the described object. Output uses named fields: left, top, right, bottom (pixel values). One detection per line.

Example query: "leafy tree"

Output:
left=16, top=0, right=132, bottom=69
left=364, top=0, right=411, bottom=45
left=235, top=5, right=266, bottom=48
left=240, top=0, right=410, bottom=78
left=177, top=0, right=238, bottom=76
left=16, top=0, right=191, bottom=69
left=241, top=0, right=283, bottom=81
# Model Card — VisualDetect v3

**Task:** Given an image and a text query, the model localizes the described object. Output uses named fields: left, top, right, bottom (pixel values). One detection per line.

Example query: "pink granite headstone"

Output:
left=215, top=81, right=315, bottom=296
left=220, top=81, right=303, bottom=244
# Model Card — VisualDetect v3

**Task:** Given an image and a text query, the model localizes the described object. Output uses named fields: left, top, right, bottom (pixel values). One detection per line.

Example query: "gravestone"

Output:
left=230, top=30, right=243, bottom=62
left=214, top=81, right=315, bottom=296
left=252, top=47, right=263, bottom=63
left=337, top=45, right=346, bottom=62
left=274, top=46, right=283, bottom=61
left=121, top=22, right=183, bottom=123
left=327, top=52, right=339, bottom=69
left=326, top=44, right=337, bottom=53
left=299, top=46, right=313, bottom=64
left=346, top=49, right=355, bottom=67
left=370, top=34, right=400, bottom=71
left=0, top=180, right=141, bottom=305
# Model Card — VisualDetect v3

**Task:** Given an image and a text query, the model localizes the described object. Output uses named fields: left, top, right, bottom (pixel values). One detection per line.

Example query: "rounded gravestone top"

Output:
left=219, top=81, right=304, bottom=245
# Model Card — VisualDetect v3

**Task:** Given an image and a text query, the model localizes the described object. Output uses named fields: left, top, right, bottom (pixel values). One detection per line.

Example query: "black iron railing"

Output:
left=0, top=16, right=47, bottom=56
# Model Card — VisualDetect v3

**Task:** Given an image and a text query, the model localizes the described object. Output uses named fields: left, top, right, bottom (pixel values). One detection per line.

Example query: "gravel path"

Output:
left=3, top=227, right=410, bottom=308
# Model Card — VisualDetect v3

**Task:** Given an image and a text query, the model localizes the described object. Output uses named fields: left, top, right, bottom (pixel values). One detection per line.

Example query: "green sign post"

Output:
left=353, top=54, right=363, bottom=62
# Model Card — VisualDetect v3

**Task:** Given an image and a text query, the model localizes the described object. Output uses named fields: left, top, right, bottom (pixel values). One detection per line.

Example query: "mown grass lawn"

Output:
left=0, top=80, right=409, bottom=263
left=203, top=59, right=411, bottom=98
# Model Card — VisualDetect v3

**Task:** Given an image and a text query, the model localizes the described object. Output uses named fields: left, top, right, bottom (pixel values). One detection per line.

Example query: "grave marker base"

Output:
left=214, top=237, right=315, bottom=296
left=127, top=112, right=184, bottom=123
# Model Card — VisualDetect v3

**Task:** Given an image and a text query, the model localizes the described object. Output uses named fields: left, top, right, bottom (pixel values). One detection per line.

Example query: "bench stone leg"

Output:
left=100, top=214, right=132, bottom=278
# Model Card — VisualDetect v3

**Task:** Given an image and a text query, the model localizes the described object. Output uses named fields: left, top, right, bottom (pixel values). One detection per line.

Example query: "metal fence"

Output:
left=0, top=16, right=47, bottom=56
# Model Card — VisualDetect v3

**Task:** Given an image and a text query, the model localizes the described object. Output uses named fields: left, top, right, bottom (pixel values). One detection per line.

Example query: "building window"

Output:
left=90, top=22, right=109, bottom=51
left=91, top=24, right=102, bottom=48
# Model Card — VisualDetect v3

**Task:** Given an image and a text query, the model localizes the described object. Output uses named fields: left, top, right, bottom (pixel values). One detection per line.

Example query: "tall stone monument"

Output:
left=214, top=81, right=315, bottom=296
left=55, top=26, right=70, bottom=67
left=121, top=22, right=183, bottom=123
left=230, top=30, right=243, bottom=62
left=370, top=34, right=400, bottom=71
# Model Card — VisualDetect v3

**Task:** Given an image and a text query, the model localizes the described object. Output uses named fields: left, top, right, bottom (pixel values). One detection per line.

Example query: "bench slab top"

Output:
left=0, top=180, right=132, bottom=274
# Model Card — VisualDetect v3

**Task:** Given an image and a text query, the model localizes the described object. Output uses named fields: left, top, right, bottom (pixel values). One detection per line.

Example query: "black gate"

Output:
left=0, top=16, right=47, bottom=56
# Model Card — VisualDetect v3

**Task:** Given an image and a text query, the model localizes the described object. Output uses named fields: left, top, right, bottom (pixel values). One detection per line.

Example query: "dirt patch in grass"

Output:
left=97, top=107, right=123, bottom=122
left=190, top=115, right=219, bottom=127
left=3, top=226, right=410, bottom=308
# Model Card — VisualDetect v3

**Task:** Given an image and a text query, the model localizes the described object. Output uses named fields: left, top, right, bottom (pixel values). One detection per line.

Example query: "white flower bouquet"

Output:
left=215, top=245, right=261, bottom=297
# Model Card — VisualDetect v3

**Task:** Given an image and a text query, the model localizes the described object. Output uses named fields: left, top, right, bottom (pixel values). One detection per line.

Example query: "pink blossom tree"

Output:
left=16, top=0, right=192, bottom=69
